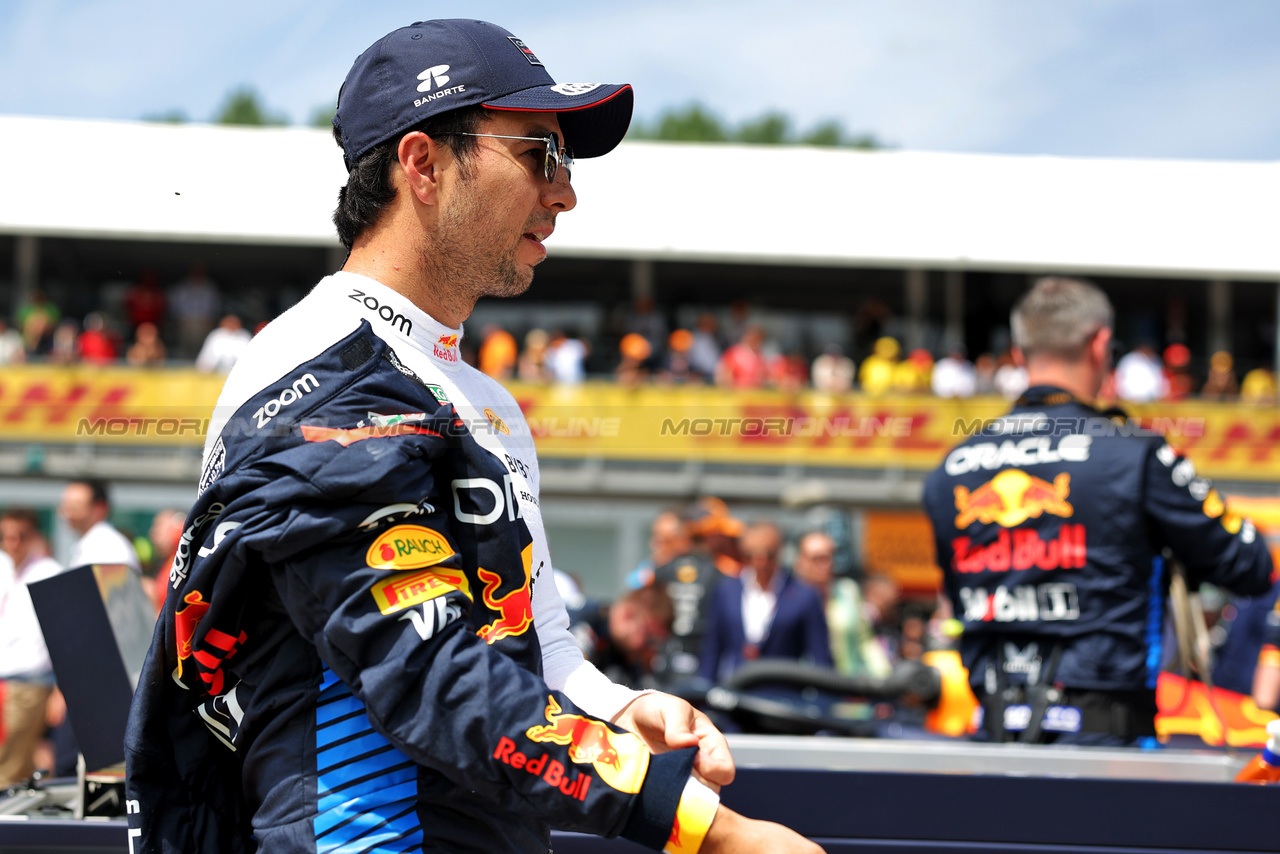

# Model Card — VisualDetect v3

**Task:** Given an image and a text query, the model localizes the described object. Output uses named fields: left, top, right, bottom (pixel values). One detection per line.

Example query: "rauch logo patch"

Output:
left=366, top=525, right=455, bottom=570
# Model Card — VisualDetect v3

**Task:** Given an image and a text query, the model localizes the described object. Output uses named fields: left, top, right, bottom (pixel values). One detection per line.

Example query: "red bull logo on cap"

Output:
left=525, top=695, right=648, bottom=794
left=954, top=470, right=1073, bottom=529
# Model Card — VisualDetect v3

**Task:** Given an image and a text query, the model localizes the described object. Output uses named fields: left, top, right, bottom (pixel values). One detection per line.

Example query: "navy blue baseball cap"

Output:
left=333, top=19, right=634, bottom=170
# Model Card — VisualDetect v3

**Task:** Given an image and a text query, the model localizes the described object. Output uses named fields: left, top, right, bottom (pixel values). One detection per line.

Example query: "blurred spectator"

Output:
left=861, top=574, right=904, bottom=666
left=811, top=344, right=855, bottom=393
left=569, top=586, right=674, bottom=688
left=768, top=349, right=809, bottom=392
left=195, top=314, right=252, bottom=374
left=169, top=262, right=221, bottom=359
left=931, top=347, right=977, bottom=398
left=126, top=321, right=168, bottom=367
left=627, top=509, right=695, bottom=590
left=994, top=349, right=1029, bottom=400
left=715, top=325, right=768, bottom=389
left=48, top=319, right=79, bottom=364
left=1200, top=350, right=1239, bottom=400
left=0, top=317, right=26, bottom=364
left=648, top=510, right=726, bottom=682
left=687, top=313, right=722, bottom=380
left=790, top=531, right=891, bottom=679
left=858, top=337, right=900, bottom=396
left=685, top=496, right=744, bottom=578
left=145, top=508, right=186, bottom=614
left=477, top=324, right=517, bottom=380
left=517, top=328, right=549, bottom=383
left=0, top=508, right=65, bottom=786
left=1162, top=343, right=1194, bottom=401
left=77, top=312, right=118, bottom=365
left=1240, top=367, right=1278, bottom=406
left=615, top=332, right=652, bottom=386
left=892, top=348, right=934, bottom=394
left=545, top=329, right=588, bottom=385
left=658, top=329, right=701, bottom=385
left=699, top=521, right=832, bottom=683
left=16, top=290, right=59, bottom=356
left=58, top=479, right=141, bottom=571
left=624, top=297, right=667, bottom=362
left=973, top=352, right=998, bottom=395
left=124, top=269, right=167, bottom=332
left=1114, top=343, right=1167, bottom=402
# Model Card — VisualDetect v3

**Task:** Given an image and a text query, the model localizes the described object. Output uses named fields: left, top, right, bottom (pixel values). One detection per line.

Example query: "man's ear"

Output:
left=397, top=131, right=446, bottom=206
left=1011, top=346, right=1026, bottom=368
left=1090, top=327, right=1113, bottom=370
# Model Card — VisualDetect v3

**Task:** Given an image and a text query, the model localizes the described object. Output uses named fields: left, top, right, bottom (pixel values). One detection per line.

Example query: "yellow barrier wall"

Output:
left=1, top=368, right=1278, bottom=481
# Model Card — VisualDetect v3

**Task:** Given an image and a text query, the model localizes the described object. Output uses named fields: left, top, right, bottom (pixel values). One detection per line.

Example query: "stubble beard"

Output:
left=427, top=179, right=537, bottom=307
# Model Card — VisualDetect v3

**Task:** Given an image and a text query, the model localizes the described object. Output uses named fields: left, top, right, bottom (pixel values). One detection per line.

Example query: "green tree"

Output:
left=799, top=119, right=845, bottom=147
left=639, top=103, right=729, bottom=142
left=215, top=87, right=287, bottom=126
left=310, top=104, right=337, bottom=130
left=143, top=109, right=188, bottom=124
left=735, top=111, right=790, bottom=145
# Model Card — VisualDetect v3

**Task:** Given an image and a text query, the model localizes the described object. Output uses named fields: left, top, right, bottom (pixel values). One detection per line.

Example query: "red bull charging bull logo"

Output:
left=173, top=588, right=245, bottom=695
left=433, top=334, right=460, bottom=363
left=174, top=589, right=211, bottom=679
left=954, top=470, right=1074, bottom=529
left=475, top=544, right=534, bottom=643
left=525, top=696, right=648, bottom=794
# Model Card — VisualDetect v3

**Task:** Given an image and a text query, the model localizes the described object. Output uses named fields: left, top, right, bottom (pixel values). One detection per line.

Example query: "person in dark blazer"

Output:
left=700, top=521, right=833, bottom=683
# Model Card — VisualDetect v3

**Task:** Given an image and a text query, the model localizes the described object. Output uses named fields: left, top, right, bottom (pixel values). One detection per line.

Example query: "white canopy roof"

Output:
left=3, top=114, right=1278, bottom=281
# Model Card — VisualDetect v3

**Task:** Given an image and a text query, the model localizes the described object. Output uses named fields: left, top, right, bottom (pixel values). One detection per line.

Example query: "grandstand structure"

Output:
left=2, top=115, right=1279, bottom=593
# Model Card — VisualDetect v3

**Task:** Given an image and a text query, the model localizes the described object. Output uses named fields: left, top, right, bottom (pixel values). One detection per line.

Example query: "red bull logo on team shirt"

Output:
left=954, top=470, right=1074, bottom=529
left=174, top=589, right=211, bottom=679
left=365, top=525, right=455, bottom=570
left=524, top=695, right=648, bottom=794
left=476, top=544, right=534, bottom=643
left=173, top=588, right=245, bottom=694
left=951, top=525, right=1087, bottom=573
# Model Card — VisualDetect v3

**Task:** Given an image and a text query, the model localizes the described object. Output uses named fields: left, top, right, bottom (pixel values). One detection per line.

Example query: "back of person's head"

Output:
left=1010, top=277, right=1113, bottom=363
left=70, top=478, right=111, bottom=509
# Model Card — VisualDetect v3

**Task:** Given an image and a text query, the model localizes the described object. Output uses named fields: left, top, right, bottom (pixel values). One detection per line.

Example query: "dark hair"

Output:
left=68, top=478, right=111, bottom=507
left=332, top=106, right=487, bottom=250
left=0, top=507, right=40, bottom=530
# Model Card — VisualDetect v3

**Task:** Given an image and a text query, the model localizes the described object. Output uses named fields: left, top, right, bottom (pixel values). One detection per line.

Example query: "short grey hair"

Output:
left=1010, top=277, right=1114, bottom=361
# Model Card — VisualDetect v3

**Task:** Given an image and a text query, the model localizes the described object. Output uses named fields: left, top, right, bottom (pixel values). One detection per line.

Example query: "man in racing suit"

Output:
left=123, top=19, right=821, bottom=854
left=923, top=277, right=1273, bottom=745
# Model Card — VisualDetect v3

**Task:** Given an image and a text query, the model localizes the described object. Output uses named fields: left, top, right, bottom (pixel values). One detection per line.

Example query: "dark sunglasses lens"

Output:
left=543, top=133, right=560, bottom=183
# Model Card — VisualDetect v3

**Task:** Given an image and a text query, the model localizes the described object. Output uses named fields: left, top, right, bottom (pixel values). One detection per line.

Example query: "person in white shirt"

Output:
left=0, top=508, right=65, bottom=785
left=194, top=314, right=253, bottom=374
left=57, top=479, right=141, bottom=571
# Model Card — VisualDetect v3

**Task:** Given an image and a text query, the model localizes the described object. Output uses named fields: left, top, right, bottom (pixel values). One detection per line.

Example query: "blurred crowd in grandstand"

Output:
left=2, top=267, right=1277, bottom=405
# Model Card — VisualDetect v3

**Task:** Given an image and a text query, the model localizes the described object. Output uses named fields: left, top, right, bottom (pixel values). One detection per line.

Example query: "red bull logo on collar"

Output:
left=954, top=470, right=1073, bottom=529
left=433, top=334, right=459, bottom=363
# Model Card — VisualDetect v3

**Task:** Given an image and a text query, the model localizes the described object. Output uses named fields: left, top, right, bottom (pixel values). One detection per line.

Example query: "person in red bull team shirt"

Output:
left=123, top=18, right=821, bottom=854
left=923, top=277, right=1273, bottom=745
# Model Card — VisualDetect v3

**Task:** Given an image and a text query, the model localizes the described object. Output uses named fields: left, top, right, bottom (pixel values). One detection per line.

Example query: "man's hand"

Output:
left=700, top=805, right=826, bottom=854
left=611, top=692, right=734, bottom=788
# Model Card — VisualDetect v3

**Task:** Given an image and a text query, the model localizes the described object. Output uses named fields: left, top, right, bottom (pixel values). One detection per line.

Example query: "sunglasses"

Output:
left=435, top=131, right=573, bottom=184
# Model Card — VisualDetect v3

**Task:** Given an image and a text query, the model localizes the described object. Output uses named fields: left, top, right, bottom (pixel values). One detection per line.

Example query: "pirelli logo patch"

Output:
left=370, top=567, right=472, bottom=615
left=366, top=525, right=455, bottom=570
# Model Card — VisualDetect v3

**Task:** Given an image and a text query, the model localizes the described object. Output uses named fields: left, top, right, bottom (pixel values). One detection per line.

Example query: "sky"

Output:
left=2, top=0, right=1279, bottom=161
